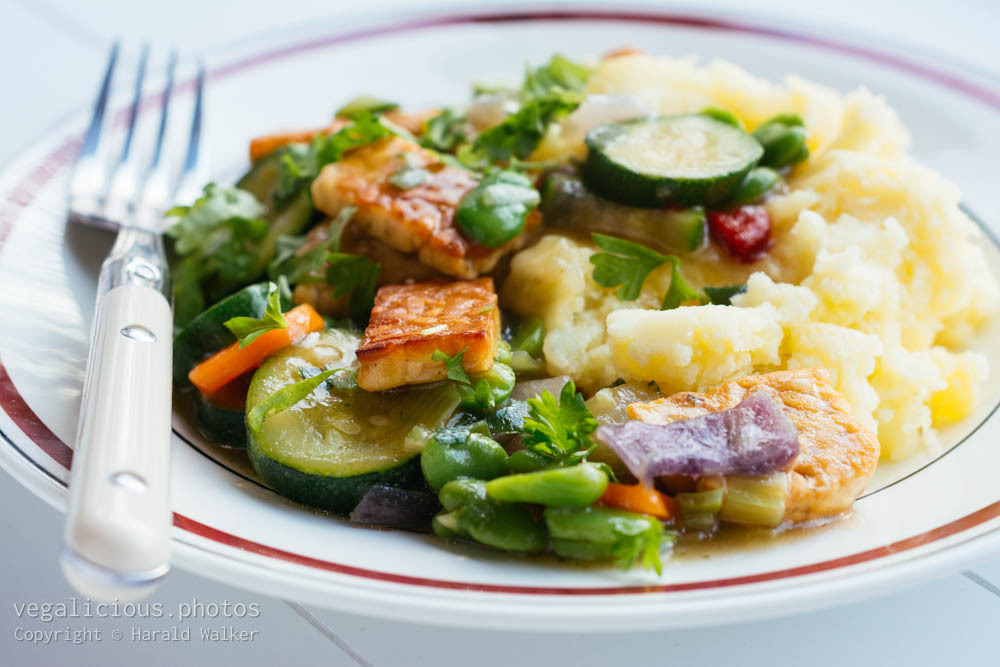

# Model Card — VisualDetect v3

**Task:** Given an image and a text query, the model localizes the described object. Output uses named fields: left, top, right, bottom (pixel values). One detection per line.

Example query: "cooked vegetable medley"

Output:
left=170, top=50, right=998, bottom=575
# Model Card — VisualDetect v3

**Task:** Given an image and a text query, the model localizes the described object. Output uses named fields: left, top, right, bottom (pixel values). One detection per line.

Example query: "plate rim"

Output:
left=3, top=4, right=1000, bottom=628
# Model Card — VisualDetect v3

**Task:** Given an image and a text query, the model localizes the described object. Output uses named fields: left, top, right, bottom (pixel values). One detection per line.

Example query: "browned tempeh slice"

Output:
left=311, top=136, right=539, bottom=279
left=356, top=278, right=500, bottom=391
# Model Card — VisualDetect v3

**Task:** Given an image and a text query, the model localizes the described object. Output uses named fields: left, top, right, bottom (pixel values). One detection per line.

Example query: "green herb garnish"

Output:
left=661, top=258, right=703, bottom=310
left=522, top=381, right=599, bottom=467
left=269, top=206, right=356, bottom=285
left=432, top=347, right=472, bottom=385
left=703, top=284, right=747, bottom=305
left=165, top=183, right=269, bottom=326
left=590, top=233, right=705, bottom=308
left=224, top=282, right=288, bottom=347
left=521, top=54, right=592, bottom=102
left=247, top=367, right=347, bottom=432
left=421, top=108, right=468, bottom=152
left=277, top=112, right=393, bottom=201
left=326, top=252, right=380, bottom=325
left=335, top=95, right=398, bottom=120
left=589, top=233, right=669, bottom=301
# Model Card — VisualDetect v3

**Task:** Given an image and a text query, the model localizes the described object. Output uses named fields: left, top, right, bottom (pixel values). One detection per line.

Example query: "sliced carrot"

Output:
left=599, top=482, right=676, bottom=520
left=189, top=304, right=324, bottom=396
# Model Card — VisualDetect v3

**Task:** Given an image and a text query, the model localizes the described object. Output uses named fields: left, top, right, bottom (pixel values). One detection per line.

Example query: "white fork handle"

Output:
left=62, top=274, right=174, bottom=599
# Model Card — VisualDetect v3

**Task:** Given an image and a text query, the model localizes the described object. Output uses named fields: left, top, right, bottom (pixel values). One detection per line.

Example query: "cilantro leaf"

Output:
left=269, top=206, right=355, bottom=285
left=470, top=91, right=582, bottom=164
left=165, top=184, right=270, bottom=328
left=326, top=252, right=380, bottom=324
left=277, top=112, right=393, bottom=201
left=521, top=54, right=592, bottom=102
left=421, top=108, right=468, bottom=152
left=661, top=258, right=705, bottom=310
left=335, top=95, right=398, bottom=120
left=224, top=282, right=288, bottom=348
left=432, top=347, right=472, bottom=385
left=522, top=381, right=598, bottom=467
left=247, top=367, right=350, bottom=432
left=589, top=233, right=670, bottom=301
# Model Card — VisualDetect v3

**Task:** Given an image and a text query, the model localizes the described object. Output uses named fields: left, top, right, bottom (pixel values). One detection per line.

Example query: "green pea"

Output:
left=505, top=449, right=549, bottom=473
left=510, top=316, right=546, bottom=358
left=765, top=112, right=804, bottom=127
left=459, top=360, right=516, bottom=411
left=435, top=479, right=547, bottom=552
left=723, top=167, right=780, bottom=207
left=700, top=107, right=744, bottom=130
left=486, top=462, right=609, bottom=507
left=421, top=430, right=509, bottom=491
left=439, top=477, right=487, bottom=511
left=544, top=506, right=659, bottom=543
left=753, top=122, right=809, bottom=169
left=456, top=169, right=540, bottom=248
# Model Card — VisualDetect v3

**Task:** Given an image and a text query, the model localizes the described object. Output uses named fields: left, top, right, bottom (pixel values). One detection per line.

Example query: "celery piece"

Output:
left=718, top=473, right=787, bottom=528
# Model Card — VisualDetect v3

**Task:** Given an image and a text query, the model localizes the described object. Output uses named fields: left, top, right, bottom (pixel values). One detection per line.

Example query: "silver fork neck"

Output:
left=98, top=226, right=171, bottom=299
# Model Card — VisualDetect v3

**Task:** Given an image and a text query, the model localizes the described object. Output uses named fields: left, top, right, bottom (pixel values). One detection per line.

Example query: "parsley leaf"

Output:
left=223, top=282, right=288, bottom=348
left=165, top=184, right=269, bottom=327
left=522, top=381, right=598, bottom=467
left=521, top=54, right=593, bottom=102
left=432, top=347, right=472, bottom=385
left=326, top=252, right=380, bottom=324
left=269, top=206, right=355, bottom=285
left=703, top=284, right=747, bottom=305
left=611, top=521, right=670, bottom=575
left=661, top=258, right=705, bottom=310
left=421, top=108, right=468, bottom=152
left=335, top=95, right=398, bottom=120
left=277, top=112, right=393, bottom=201
left=247, top=367, right=350, bottom=432
left=589, top=233, right=670, bottom=301
left=470, top=91, right=582, bottom=164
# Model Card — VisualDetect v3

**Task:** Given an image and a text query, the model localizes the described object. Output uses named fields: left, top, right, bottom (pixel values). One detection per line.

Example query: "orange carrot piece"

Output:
left=248, top=119, right=349, bottom=163
left=189, top=304, right=325, bottom=396
left=599, top=483, right=676, bottom=520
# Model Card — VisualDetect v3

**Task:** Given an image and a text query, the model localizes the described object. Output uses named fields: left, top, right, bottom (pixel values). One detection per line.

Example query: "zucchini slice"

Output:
left=173, top=282, right=290, bottom=386
left=541, top=173, right=705, bottom=254
left=583, top=114, right=763, bottom=208
left=246, top=329, right=461, bottom=514
left=193, top=393, right=247, bottom=449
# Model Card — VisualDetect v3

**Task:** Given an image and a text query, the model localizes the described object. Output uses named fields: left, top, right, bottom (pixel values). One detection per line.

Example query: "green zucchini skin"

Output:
left=541, top=173, right=705, bottom=254
left=172, top=282, right=289, bottom=386
left=193, top=394, right=247, bottom=449
left=248, top=435, right=424, bottom=514
left=583, top=115, right=763, bottom=208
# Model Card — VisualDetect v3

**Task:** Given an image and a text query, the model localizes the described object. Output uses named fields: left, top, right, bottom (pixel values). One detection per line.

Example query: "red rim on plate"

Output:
left=2, top=7, right=1000, bottom=596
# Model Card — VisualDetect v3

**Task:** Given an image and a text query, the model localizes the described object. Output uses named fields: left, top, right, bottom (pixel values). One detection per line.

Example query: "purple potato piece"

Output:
left=596, top=391, right=800, bottom=485
left=349, top=485, right=441, bottom=532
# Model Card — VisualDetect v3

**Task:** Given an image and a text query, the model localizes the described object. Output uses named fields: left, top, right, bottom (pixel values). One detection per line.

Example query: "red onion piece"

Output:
left=596, top=392, right=799, bottom=485
left=349, top=485, right=440, bottom=532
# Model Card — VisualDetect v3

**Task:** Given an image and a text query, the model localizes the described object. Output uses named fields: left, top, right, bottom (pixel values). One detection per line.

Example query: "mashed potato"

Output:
left=502, top=54, right=999, bottom=460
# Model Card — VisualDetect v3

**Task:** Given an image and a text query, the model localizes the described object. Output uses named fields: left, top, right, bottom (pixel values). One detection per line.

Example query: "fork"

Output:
left=61, top=43, right=204, bottom=601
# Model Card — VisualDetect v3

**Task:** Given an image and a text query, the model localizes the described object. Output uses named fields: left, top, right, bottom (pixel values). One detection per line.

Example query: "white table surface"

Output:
left=2, top=0, right=999, bottom=664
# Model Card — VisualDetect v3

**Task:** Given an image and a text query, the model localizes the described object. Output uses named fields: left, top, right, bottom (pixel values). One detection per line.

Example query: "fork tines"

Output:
left=68, top=43, right=205, bottom=231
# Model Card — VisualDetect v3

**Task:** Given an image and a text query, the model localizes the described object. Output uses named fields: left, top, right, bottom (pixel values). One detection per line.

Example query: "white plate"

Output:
left=2, top=6, right=1000, bottom=631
